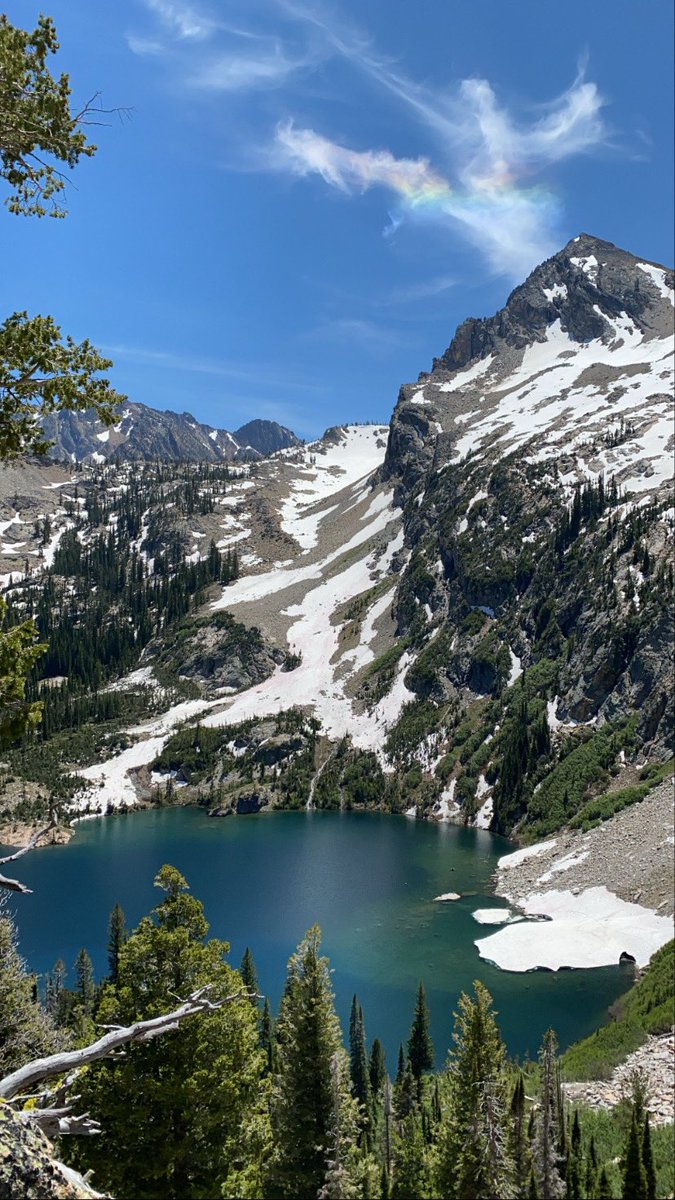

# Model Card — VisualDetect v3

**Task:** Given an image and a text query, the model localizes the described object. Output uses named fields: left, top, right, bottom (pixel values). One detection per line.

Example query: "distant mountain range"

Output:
left=41, top=403, right=301, bottom=464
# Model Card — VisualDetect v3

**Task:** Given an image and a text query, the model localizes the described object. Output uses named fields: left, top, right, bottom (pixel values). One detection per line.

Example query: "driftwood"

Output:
left=0, top=815, right=57, bottom=893
left=0, top=984, right=249, bottom=1103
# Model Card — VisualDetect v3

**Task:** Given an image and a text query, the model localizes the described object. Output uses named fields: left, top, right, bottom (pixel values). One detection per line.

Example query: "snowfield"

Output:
left=475, top=886, right=674, bottom=972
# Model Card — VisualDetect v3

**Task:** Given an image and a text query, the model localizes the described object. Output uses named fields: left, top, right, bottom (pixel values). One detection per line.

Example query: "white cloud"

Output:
left=270, top=2, right=609, bottom=278
left=194, top=43, right=309, bottom=92
left=272, top=68, right=608, bottom=279
left=275, top=120, right=446, bottom=195
left=142, top=0, right=215, bottom=41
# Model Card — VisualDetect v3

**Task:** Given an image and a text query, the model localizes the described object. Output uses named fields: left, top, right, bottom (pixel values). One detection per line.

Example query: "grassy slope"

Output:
left=561, top=940, right=674, bottom=1081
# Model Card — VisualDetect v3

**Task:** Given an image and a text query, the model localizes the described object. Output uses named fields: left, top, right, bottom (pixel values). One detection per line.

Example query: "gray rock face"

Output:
left=233, top=419, right=300, bottom=456
left=154, top=620, right=282, bottom=697
left=235, top=790, right=271, bottom=814
left=434, top=233, right=672, bottom=373
left=42, top=403, right=300, bottom=465
left=382, top=233, right=674, bottom=494
left=0, top=1106, right=106, bottom=1198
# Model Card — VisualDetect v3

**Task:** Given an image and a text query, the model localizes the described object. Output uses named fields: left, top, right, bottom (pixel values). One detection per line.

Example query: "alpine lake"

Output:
left=7, top=808, right=635, bottom=1067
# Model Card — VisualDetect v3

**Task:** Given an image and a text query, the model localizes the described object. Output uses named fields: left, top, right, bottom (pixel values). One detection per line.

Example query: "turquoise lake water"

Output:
left=7, top=808, right=634, bottom=1067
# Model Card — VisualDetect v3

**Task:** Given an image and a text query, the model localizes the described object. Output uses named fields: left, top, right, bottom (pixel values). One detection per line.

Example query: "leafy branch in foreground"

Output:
left=0, top=594, right=47, bottom=752
left=0, top=312, right=123, bottom=459
left=0, top=13, right=100, bottom=218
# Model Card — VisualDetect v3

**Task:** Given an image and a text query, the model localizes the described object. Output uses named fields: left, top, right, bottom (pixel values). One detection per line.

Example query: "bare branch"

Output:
left=0, top=814, right=57, bottom=894
left=19, top=1106, right=102, bottom=1138
left=0, top=985, right=247, bottom=1099
left=0, top=816, right=56, bottom=867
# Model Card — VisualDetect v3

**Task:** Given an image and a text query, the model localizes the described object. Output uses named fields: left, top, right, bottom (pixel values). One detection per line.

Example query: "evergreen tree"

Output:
left=395, top=1043, right=405, bottom=1084
left=393, top=1062, right=417, bottom=1121
left=622, top=1112, right=647, bottom=1200
left=642, top=1114, right=656, bottom=1200
left=407, top=982, right=434, bottom=1080
left=596, top=1166, right=612, bottom=1199
left=318, top=1052, right=362, bottom=1200
left=533, top=1029, right=565, bottom=1199
left=369, top=1038, right=387, bottom=1097
left=239, top=946, right=259, bottom=1002
left=268, top=926, right=357, bottom=1199
left=434, top=981, right=513, bottom=1200
left=261, top=996, right=276, bottom=1075
left=349, top=995, right=372, bottom=1119
left=44, top=957, right=69, bottom=1027
left=0, top=914, right=59, bottom=1075
left=107, top=903, right=127, bottom=984
left=509, top=1071, right=531, bottom=1198
left=66, top=866, right=265, bottom=1200
left=74, top=947, right=95, bottom=1016
left=390, top=1112, right=430, bottom=1199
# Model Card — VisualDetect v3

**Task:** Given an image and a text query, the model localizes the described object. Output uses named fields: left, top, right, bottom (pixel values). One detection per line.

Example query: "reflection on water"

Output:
left=8, top=808, right=634, bottom=1066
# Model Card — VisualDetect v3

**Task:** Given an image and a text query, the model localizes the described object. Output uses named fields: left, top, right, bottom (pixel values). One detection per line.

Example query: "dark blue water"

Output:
left=6, top=808, right=633, bottom=1068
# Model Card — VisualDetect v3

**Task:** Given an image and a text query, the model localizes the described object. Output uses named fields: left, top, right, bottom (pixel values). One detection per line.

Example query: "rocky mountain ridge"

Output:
left=41, top=402, right=300, bottom=465
left=0, top=236, right=672, bottom=872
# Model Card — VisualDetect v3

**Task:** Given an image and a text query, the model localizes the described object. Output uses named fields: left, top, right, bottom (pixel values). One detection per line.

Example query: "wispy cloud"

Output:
left=300, top=316, right=404, bottom=348
left=142, top=0, right=216, bottom=41
left=105, top=342, right=325, bottom=393
left=272, top=70, right=607, bottom=278
left=194, top=42, right=309, bottom=92
left=269, top=2, right=609, bottom=278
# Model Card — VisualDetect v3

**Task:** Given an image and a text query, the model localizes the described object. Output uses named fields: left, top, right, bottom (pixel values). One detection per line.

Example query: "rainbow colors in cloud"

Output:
left=274, top=75, right=605, bottom=278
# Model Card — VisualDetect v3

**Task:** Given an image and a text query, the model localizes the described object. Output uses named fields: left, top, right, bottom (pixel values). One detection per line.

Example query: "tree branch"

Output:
left=19, top=1105, right=102, bottom=1138
left=0, top=985, right=248, bottom=1099
left=0, top=814, right=56, bottom=893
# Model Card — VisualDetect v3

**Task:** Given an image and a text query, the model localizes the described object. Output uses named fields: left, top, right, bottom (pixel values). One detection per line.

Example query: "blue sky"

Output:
left=3, top=0, right=673, bottom=439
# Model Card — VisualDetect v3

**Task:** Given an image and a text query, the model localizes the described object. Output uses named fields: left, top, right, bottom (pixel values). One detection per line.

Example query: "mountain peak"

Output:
left=41, top=404, right=301, bottom=465
left=433, top=235, right=673, bottom=375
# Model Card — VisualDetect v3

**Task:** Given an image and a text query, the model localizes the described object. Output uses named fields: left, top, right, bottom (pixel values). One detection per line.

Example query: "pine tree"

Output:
left=44, top=958, right=69, bottom=1027
left=407, top=982, right=434, bottom=1080
left=434, top=981, right=513, bottom=1200
left=597, top=1166, right=612, bottom=1199
left=239, top=946, right=259, bottom=1002
left=395, top=1043, right=405, bottom=1084
left=261, top=996, right=276, bottom=1075
left=622, top=1113, right=647, bottom=1200
left=318, top=1052, right=362, bottom=1200
left=393, top=1062, right=417, bottom=1121
left=390, top=1111, right=430, bottom=1199
left=74, top=947, right=95, bottom=1016
left=67, top=866, right=265, bottom=1199
left=0, top=914, right=59, bottom=1075
left=349, top=996, right=372, bottom=1117
left=533, top=1029, right=565, bottom=1199
left=509, top=1071, right=531, bottom=1198
left=106, top=903, right=127, bottom=984
left=642, top=1114, right=656, bottom=1200
left=369, top=1038, right=387, bottom=1097
left=268, top=926, right=356, bottom=1199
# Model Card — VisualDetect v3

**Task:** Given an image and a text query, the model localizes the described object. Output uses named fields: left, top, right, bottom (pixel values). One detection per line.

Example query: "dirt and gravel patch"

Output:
left=495, top=779, right=675, bottom=916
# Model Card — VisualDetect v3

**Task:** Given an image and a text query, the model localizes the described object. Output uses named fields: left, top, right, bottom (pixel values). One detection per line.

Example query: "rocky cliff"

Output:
left=378, top=233, right=673, bottom=834
left=42, top=402, right=300, bottom=465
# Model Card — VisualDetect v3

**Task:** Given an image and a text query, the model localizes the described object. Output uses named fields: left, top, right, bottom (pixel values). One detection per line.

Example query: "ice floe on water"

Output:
left=475, top=886, right=674, bottom=972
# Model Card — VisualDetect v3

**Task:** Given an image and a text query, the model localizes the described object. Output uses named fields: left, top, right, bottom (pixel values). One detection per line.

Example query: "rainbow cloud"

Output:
left=273, top=75, right=606, bottom=278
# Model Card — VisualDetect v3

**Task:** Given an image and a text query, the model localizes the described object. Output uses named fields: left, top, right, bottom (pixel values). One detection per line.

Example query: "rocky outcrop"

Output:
left=233, top=419, right=300, bottom=456
left=383, top=233, right=674, bottom=498
left=0, top=1105, right=107, bottom=1198
left=151, top=614, right=283, bottom=698
left=433, top=234, right=672, bottom=374
left=564, top=1033, right=675, bottom=1125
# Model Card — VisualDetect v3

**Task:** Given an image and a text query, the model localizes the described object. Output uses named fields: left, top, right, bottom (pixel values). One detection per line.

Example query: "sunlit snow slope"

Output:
left=74, top=425, right=412, bottom=810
